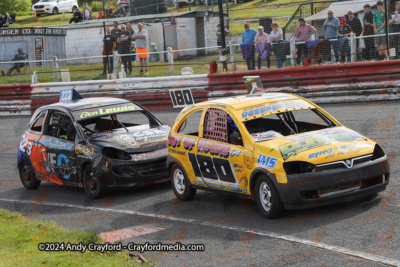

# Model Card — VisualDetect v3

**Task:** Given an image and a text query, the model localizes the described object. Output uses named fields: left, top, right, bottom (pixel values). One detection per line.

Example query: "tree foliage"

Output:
left=0, top=0, right=31, bottom=14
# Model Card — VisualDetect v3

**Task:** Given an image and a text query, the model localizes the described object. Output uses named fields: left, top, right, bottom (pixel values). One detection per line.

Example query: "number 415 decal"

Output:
left=189, top=153, right=237, bottom=184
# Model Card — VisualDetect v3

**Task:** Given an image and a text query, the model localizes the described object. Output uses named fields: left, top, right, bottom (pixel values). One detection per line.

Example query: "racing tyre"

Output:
left=18, top=158, right=41, bottom=189
left=83, top=164, right=104, bottom=199
left=255, top=175, right=284, bottom=218
left=52, top=7, right=58, bottom=15
left=171, top=164, right=196, bottom=200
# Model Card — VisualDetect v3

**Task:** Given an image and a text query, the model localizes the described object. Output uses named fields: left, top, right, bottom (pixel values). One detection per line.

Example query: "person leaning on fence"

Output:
left=389, top=1, right=400, bottom=58
left=117, top=24, right=133, bottom=75
left=270, top=22, right=284, bottom=68
left=346, top=9, right=362, bottom=60
left=374, top=1, right=388, bottom=59
left=338, top=18, right=352, bottom=63
left=295, top=18, right=316, bottom=66
left=69, top=8, right=82, bottom=24
left=362, top=4, right=377, bottom=60
left=254, top=26, right=271, bottom=69
left=1, top=48, right=27, bottom=76
left=323, top=9, right=340, bottom=63
left=241, top=24, right=257, bottom=70
left=102, top=27, right=116, bottom=75
left=149, top=43, right=160, bottom=62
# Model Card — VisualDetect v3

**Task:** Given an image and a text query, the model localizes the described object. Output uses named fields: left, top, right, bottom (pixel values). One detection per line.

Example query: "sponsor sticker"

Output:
left=256, top=155, right=278, bottom=170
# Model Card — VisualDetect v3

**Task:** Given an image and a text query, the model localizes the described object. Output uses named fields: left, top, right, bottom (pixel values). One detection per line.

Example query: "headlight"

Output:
left=372, top=144, right=385, bottom=160
left=102, top=147, right=131, bottom=160
left=283, top=161, right=316, bottom=175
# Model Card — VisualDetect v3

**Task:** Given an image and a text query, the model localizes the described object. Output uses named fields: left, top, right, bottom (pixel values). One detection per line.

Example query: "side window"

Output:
left=203, top=108, right=228, bottom=143
left=30, top=112, right=47, bottom=133
left=178, top=110, right=203, bottom=136
left=45, top=111, right=76, bottom=141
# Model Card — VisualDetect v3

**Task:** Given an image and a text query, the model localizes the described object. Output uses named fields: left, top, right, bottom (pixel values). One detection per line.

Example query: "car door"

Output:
left=192, top=107, right=248, bottom=194
left=168, top=108, right=205, bottom=183
left=38, top=110, right=78, bottom=185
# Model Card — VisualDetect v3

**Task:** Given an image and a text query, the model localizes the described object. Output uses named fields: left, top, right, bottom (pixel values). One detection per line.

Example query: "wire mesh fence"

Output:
left=1, top=0, right=400, bottom=85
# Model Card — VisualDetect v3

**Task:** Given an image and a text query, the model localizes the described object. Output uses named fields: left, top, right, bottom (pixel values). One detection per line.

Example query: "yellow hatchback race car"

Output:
left=167, top=93, right=390, bottom=218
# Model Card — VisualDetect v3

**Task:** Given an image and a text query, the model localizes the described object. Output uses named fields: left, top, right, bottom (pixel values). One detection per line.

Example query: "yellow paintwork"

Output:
left=168, top=93, right=377, bottom=197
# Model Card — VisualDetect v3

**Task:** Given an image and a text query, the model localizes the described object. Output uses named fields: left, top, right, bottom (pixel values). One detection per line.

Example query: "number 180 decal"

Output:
left=188, top=152, right=238, bottom=185
left=169, top=89, right=195, bottom=108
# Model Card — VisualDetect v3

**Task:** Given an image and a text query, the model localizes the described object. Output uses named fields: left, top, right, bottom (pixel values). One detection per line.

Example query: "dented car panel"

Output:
left=18, top=97, right=170, bottom=196
left=167, top=93, right=389, bottom=213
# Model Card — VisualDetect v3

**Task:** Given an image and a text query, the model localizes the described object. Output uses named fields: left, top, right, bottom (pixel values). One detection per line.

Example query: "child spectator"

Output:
left=149, top=43, right=160, bottom=62
left=131, top=42, right=137, bottom=65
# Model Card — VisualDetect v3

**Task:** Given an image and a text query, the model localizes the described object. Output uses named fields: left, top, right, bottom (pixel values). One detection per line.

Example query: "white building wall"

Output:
left=175, top=17, right=197, bottom=57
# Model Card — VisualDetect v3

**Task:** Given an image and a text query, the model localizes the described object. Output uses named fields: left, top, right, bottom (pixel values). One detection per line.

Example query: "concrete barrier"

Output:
left=3, top=60, right=400, bottom=116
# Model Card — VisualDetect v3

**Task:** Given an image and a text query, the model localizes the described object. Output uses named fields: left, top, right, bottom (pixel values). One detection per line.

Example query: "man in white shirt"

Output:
left=132, top=23, right=149, bottom=76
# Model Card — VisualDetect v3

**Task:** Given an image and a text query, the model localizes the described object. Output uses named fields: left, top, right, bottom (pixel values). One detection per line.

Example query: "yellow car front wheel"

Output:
left=255, top=175, right=284, bottom=218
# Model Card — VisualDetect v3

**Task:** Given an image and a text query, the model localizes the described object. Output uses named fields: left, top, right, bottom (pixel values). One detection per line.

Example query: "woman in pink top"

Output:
left=254, top=26, right=270, bottom=69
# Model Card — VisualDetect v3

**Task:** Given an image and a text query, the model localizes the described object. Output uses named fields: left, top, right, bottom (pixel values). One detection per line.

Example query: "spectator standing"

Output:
left=373, top=1, right=387, bottom=59
left=346, top=9, right=362, bottom=60
left=132, top=23, right=149, bottom=75
left=295, top=17, right=316, bottom=65
left=69, top=8, right=82, bottom=24
left=102, top=27, right=116, bottom=75
left=389, top=1, right=400, bottom=58
left=117, top=24, right=133, bottom=75
left=241, top=24, right=257, bottom=70
left=216, top=24, right=229, bottom=57
left=149, top=43, right=160, bottom=62
left=254, top=26, right=270, bottom=69
left=1, top=48, right=27, bottom=76
left=0, top=14, right=5, bottom=27
left=323, top=9, right=340, bottom=63
left=338, top=18, right=352, bottom=63
left=111, top=21, right=122, bottom=38
left=362, top=4, right=376, bottom=60
left=126, top=23, right=134, bottom=75
left=270, top=22, right=284, bottom=68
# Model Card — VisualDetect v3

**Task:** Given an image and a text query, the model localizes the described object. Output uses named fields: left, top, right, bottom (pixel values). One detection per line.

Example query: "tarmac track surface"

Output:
left=0, top=101, right=399, bottom=266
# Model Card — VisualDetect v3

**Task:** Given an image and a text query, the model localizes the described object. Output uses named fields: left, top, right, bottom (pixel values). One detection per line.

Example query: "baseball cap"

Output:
left=340, top=18, right=346, bottom=25
left=18, top=48, right=22, bottom=52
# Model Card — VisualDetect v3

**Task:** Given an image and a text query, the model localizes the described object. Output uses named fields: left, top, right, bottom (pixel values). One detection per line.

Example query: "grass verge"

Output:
left=0, top=208, right=149, bottom=266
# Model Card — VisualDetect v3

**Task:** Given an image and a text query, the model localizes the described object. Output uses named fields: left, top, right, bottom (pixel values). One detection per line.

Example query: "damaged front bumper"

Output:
left=94, top=153, right=169, bottom=189
left=275, top=155, right=390, bottom=210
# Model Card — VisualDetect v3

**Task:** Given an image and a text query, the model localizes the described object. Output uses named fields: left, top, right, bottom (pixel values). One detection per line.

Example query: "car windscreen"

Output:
left=77, top=110, right=160, bottom=138
left=244, top=108, right=336, bottom=142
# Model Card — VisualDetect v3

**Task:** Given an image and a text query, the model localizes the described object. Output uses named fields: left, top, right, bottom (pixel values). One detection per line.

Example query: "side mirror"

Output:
left=229, top=132, right=243, bottom=146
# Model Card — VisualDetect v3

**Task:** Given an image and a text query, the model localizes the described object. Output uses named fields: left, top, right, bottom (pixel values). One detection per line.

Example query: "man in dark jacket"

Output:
left=362, top=4, right=376, bottom=60
left=346, top=9, right=362, bottom=60
left=1, top=48, right=27, bottom=76
left=117, top=24, right=132, bottom=75
left=69, top=9, right=82, bottom=24
left=102, top=27, right=116, bottom=75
